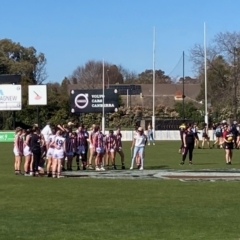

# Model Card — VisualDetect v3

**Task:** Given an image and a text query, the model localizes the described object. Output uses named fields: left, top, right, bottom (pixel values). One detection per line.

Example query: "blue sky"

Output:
left=0, top=0, right=239, bottom=82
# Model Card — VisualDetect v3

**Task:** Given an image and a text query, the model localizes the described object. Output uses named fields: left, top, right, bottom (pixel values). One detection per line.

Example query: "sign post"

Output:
left=102, top=60, right=105, bottom=134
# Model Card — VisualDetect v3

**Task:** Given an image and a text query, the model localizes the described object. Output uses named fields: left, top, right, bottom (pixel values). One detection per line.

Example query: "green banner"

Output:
left=0, top=132, right=15, bottom=142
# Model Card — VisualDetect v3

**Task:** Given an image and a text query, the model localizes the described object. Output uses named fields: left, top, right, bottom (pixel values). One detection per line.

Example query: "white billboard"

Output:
left=28, top=85, right=47, bottom=105
left=0, top=85, right=22, bottom=110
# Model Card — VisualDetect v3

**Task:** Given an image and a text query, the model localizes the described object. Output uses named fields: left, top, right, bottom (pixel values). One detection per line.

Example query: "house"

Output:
left=122, top=83, right=201, bottom=108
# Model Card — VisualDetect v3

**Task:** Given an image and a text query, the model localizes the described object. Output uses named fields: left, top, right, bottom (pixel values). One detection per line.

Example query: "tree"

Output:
left=117, top=65, right=138, bottom=84
left=198, top=56, right=231, bottom=108
left=132, top=69, right=172, bottom=84
left=174, top=102, right=202, bottom=120
left=155, top=69, right=172, bottom=84
left=190, top=31, right=240, bottom=118
left=69, top=60, right=124, bottom=88
left=0, top=39, right=47, bottom=84
left=177, top=76, right=200, bottom=84
left=137, top=69, right=152, bottom=83
left=106, top=65, right=123, bottom=85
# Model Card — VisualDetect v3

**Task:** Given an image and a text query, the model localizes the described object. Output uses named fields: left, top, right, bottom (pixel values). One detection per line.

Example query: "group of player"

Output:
left=13, top=122, right=151, bottom=178
left=179, top=120, right=240, bottom=165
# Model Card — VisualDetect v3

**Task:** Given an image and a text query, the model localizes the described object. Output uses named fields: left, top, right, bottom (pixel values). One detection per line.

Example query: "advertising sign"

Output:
left=0, top=132, right=15, bottom=142
left=0, top=85, right=22, bottom=110
left=28, top=85, right=47, bottom=105
left=70, top=89, right=119, bottom=113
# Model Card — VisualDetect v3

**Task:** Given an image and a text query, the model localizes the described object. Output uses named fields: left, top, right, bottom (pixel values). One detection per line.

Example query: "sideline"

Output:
left=62, top=168, right=240, bottom=182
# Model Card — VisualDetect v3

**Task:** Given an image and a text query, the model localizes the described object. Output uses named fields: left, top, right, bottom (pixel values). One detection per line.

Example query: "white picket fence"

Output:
left=121, top=130, right=215, bottom=141
left=2, top=130, right=216, bottom=142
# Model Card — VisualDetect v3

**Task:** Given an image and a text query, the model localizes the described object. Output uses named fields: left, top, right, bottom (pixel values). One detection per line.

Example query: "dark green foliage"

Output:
left=174, top=102, right=203, bottom=121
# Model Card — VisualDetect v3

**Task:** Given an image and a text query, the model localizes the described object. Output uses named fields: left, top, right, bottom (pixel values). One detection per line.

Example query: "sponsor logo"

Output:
left=75, top=93, right=89, bottom=109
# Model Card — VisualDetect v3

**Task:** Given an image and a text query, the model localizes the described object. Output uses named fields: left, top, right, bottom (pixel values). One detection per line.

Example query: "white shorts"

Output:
left=77, top=146, right=85, bottom=155
left=46, top=148, right=54, bottom=158
left=23, top=146, right=32, bottom=156
left=13, top=147, right=22, bottom=156
left=53, top=149, right=64, bottom=160
left=107, top=148, right=115, bottom=153
left=96, top=147, right=105, bottom=154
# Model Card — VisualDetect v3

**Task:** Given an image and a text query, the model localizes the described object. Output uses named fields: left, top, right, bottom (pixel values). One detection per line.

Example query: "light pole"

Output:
left=182, top=51, right=185, bottom=119
left=102, top=60, right=105, bottom=134
left=152, top=26, right=156, bottom=138
left=204, top=22, right=208, bottom=125
left=234, top=47, right=238, bottom=120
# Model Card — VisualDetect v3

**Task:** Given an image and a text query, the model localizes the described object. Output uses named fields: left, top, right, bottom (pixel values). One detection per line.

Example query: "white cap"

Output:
left=67, top=122, right=74, bottom=126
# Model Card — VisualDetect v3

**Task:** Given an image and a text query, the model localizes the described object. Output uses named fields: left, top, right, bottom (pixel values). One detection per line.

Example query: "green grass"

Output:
left=1, top=141, right=240, bottom=240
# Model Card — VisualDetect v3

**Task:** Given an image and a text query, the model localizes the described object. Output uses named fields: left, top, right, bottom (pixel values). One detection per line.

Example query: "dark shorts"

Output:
left=223, top=142, right=233, bottom=150
left=216, top=133, right=222, bottom=138
left=194, top=133, right=199, bottom=140
left=41, top=145, right=47, bottom=155
left=202, top=133, right=209, bottom=139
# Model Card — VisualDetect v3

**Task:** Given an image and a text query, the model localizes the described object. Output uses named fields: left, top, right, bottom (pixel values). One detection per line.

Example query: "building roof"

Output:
left=140, top=83, right=201, bottom=100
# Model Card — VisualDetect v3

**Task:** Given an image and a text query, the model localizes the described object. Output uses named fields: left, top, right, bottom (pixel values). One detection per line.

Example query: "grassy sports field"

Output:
left=1, top=141, right=240, bottom=240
